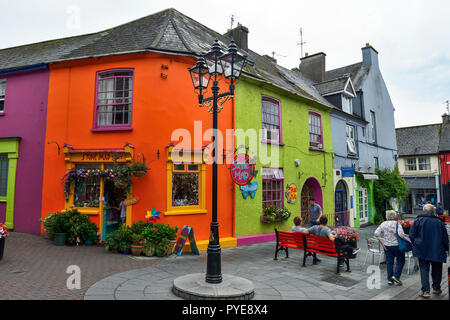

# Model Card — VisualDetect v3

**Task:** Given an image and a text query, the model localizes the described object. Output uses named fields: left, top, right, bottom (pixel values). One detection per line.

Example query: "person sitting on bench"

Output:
left=303, top=216, right=360, bottom=263
left=292, top=216, right=306, bottom=233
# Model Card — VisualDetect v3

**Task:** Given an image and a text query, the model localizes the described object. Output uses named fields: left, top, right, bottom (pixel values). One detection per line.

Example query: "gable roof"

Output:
left=325, top=62, right=369, bottom=91
left=396, top=124, right=441, bottom=156
left=0, top=8, right=333, bottom=109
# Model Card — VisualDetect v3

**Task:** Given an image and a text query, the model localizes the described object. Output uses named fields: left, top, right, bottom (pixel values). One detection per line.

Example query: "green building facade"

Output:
left=234, top=77, right=335, bottom=244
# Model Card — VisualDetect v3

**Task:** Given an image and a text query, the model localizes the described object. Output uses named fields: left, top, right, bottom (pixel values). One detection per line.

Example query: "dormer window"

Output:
left=342, top=95, right=353, bottom=114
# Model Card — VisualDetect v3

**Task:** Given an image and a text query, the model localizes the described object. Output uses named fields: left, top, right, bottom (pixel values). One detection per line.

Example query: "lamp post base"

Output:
left=172, top=273, right=255, bottom=300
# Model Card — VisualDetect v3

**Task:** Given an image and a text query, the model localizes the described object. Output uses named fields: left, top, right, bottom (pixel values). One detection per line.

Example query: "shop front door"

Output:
left=359, top=183, right=369, bottom=224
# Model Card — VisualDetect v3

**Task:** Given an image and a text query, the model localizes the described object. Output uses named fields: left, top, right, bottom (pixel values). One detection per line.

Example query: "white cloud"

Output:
left=0, top=0, right=449, bottom=127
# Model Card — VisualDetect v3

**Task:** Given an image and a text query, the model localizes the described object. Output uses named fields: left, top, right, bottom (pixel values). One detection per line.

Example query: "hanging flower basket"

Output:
left=132, top=170, right=147, bottom=178
left=114, top=179, right=129, bottom=190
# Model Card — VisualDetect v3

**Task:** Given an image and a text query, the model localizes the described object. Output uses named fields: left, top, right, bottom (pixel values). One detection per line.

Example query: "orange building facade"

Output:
left=41, top=52, right=236, bottom=249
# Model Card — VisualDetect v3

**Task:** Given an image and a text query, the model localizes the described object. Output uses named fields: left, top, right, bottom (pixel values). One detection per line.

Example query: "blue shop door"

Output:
left=335, top=190, right=348, bottom=226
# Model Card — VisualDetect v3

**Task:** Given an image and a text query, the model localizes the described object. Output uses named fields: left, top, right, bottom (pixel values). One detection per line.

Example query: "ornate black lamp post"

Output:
left=188, top=40, right=247, bottom=284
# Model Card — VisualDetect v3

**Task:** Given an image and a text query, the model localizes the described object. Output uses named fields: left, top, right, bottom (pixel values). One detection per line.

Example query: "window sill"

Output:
left=164, top=209, right=208, bottom=216
left=309, top=147, right=325, bottom=152
left=66, top=207, right=100, bottom=215
left=261, top=140, right=284, bottom=146
left=0, top=112, right=5, bottom=116
left=91, top=127, right=133, bottom=132
left=0, top=197, right=6, bottom=202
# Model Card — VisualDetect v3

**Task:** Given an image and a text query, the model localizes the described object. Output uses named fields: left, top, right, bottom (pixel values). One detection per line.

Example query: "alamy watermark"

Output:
left=66, top=265, right=81, bottom=290
left=170, top=121, right=280, bottom=167
left=66, top=5, right=81, bottom=30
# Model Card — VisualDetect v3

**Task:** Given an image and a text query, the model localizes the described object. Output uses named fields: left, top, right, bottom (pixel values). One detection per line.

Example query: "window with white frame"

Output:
left=418, top=157, right=431, bottom=171
left=308, top=112, right=323, bottom=149
left=0, top=79, right=6, bottom=113
left=405, top=158, right=417, bottom=171
left=261, top=97, right=281, bottom=143
left=370, top=111, right=377, bottom=143
left=342, top=95, right=353, bottom=114
left=346, top=124, right=357, bottom=156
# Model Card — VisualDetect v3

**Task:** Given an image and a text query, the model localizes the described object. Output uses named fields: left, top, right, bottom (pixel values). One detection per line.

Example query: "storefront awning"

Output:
left=360, top=174, right=379, bottom=180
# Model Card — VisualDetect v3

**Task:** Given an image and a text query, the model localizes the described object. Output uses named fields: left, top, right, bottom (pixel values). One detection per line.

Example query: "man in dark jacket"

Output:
left=409, top=204, right=449, bottom=298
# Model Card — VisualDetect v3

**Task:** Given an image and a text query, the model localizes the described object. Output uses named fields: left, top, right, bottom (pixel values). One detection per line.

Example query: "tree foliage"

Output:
left=373, top=166, right=408, bottom=221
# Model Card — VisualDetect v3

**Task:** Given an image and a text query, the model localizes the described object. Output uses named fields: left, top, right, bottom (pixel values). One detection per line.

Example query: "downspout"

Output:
left=232, top=94, right=236, bottom=239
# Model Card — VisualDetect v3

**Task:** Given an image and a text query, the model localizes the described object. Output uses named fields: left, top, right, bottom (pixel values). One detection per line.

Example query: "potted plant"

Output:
left=0, top=222, right=9, bottom=261
left=398, top=220, right=413, bottom=234
left=80, top=222, right=99, bottom=245
left=155, top=238, right=172, bottom=257
left=334, top=227, right=360, bottom=258
left=52, top=212, right=70, bottom=246
left=143, top=241, right=156, bottom=257
left=131, top=153, right=149, bottom=177
left=260, top=206, right=291, bottom=223
left=131, top=233, right=145, bottom=256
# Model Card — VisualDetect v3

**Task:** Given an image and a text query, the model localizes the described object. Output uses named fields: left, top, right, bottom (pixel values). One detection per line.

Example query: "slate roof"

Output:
left=396, top=124, right=441, bottom=156
left=439, top=121, right=450, bottom=152
left=325, top=62, right=369, bottom=91
left=0, top=8, right=333, bottom=109
left=314, top=76, right=349, bottom=96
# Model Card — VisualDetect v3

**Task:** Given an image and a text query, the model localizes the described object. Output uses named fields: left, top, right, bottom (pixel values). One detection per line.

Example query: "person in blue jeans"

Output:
left=409, top=204, right=449, bottom=298
left=374, top=210, right=408, bottom=285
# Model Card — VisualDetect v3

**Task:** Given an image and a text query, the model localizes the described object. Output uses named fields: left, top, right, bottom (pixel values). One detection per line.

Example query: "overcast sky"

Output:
left=1, top=0, right=449, bottom=128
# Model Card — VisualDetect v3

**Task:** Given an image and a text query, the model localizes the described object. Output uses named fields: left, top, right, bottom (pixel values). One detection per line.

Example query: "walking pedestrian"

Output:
left=409, top=204, right=449, bottom=298
left=308, top=197, right=323, bottom=228
left=435, top=202, right=444, bottom=216
left=374, top=210, right=408, bottom=286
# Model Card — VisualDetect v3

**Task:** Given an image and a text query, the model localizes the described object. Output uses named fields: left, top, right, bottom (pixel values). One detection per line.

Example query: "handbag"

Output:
left=396, top=222, right=412, bottom=252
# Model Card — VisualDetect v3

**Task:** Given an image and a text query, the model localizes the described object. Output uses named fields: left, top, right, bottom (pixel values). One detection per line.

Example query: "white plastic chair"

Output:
left=406, top=251, right=419, bottom=274
left=363, top=237, right=385, bottom=266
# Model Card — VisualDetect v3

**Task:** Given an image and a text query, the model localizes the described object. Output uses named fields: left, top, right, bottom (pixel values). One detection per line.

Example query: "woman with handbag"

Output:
left=374, top=210, right=411, bottom=286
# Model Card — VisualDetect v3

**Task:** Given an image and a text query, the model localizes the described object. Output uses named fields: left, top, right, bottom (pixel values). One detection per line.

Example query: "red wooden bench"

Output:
left=274, top=229, right=351, bottom=274
left=439, top=216, right=450, bottom=224
left=302, top=233, right=350, bottom=274
left=274, top=229, right=306, bottom=261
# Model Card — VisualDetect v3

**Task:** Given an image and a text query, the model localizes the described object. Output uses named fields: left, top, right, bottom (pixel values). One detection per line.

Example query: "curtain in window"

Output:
left=98, top=78, right=114, bottom=126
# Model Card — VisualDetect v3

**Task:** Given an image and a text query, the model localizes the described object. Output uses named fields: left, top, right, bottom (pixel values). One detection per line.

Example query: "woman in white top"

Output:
left=374, top=210, right=409, bottom=285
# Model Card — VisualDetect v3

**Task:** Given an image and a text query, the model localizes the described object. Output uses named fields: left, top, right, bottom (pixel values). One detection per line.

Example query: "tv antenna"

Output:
left=230, top=14, right=235, bottom=30
left=271, top=51, right=287, bottom=59
left=297, top=28, right=307, bottom=59
left=444, top=100, right=450, bottom=114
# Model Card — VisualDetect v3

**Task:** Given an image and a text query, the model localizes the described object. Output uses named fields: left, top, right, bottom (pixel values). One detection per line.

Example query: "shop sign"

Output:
left=285, top=183, right=299, bottom=204
left=342, top=168, right=354, bottom=177
left=230, top=154, right=255, bottom=186
left=123, top=196, right=139, bottom=206
left=174, top=226, right=199, bottom=256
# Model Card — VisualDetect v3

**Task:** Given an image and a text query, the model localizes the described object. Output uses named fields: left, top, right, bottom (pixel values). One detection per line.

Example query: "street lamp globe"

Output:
left=204, top=39, right=224, bottom=76
left=188, top=55, right=210, bottom=104
left=219, top=39, right=247, bottom=83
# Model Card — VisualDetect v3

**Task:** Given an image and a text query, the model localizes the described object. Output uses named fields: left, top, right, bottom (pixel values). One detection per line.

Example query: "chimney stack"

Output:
left=299, top=52, right=326, bottom=83
left=224, top=23, right=249, bottom=52
left=443, top=113, right=450, bottom=124
left=362, top=43, right=379, bottom=69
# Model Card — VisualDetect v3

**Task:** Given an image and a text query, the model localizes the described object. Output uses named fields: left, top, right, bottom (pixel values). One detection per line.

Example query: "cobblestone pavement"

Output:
left=85, top=226, right=449, bottom=301
left=0, top=232, right=161, bottom=300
